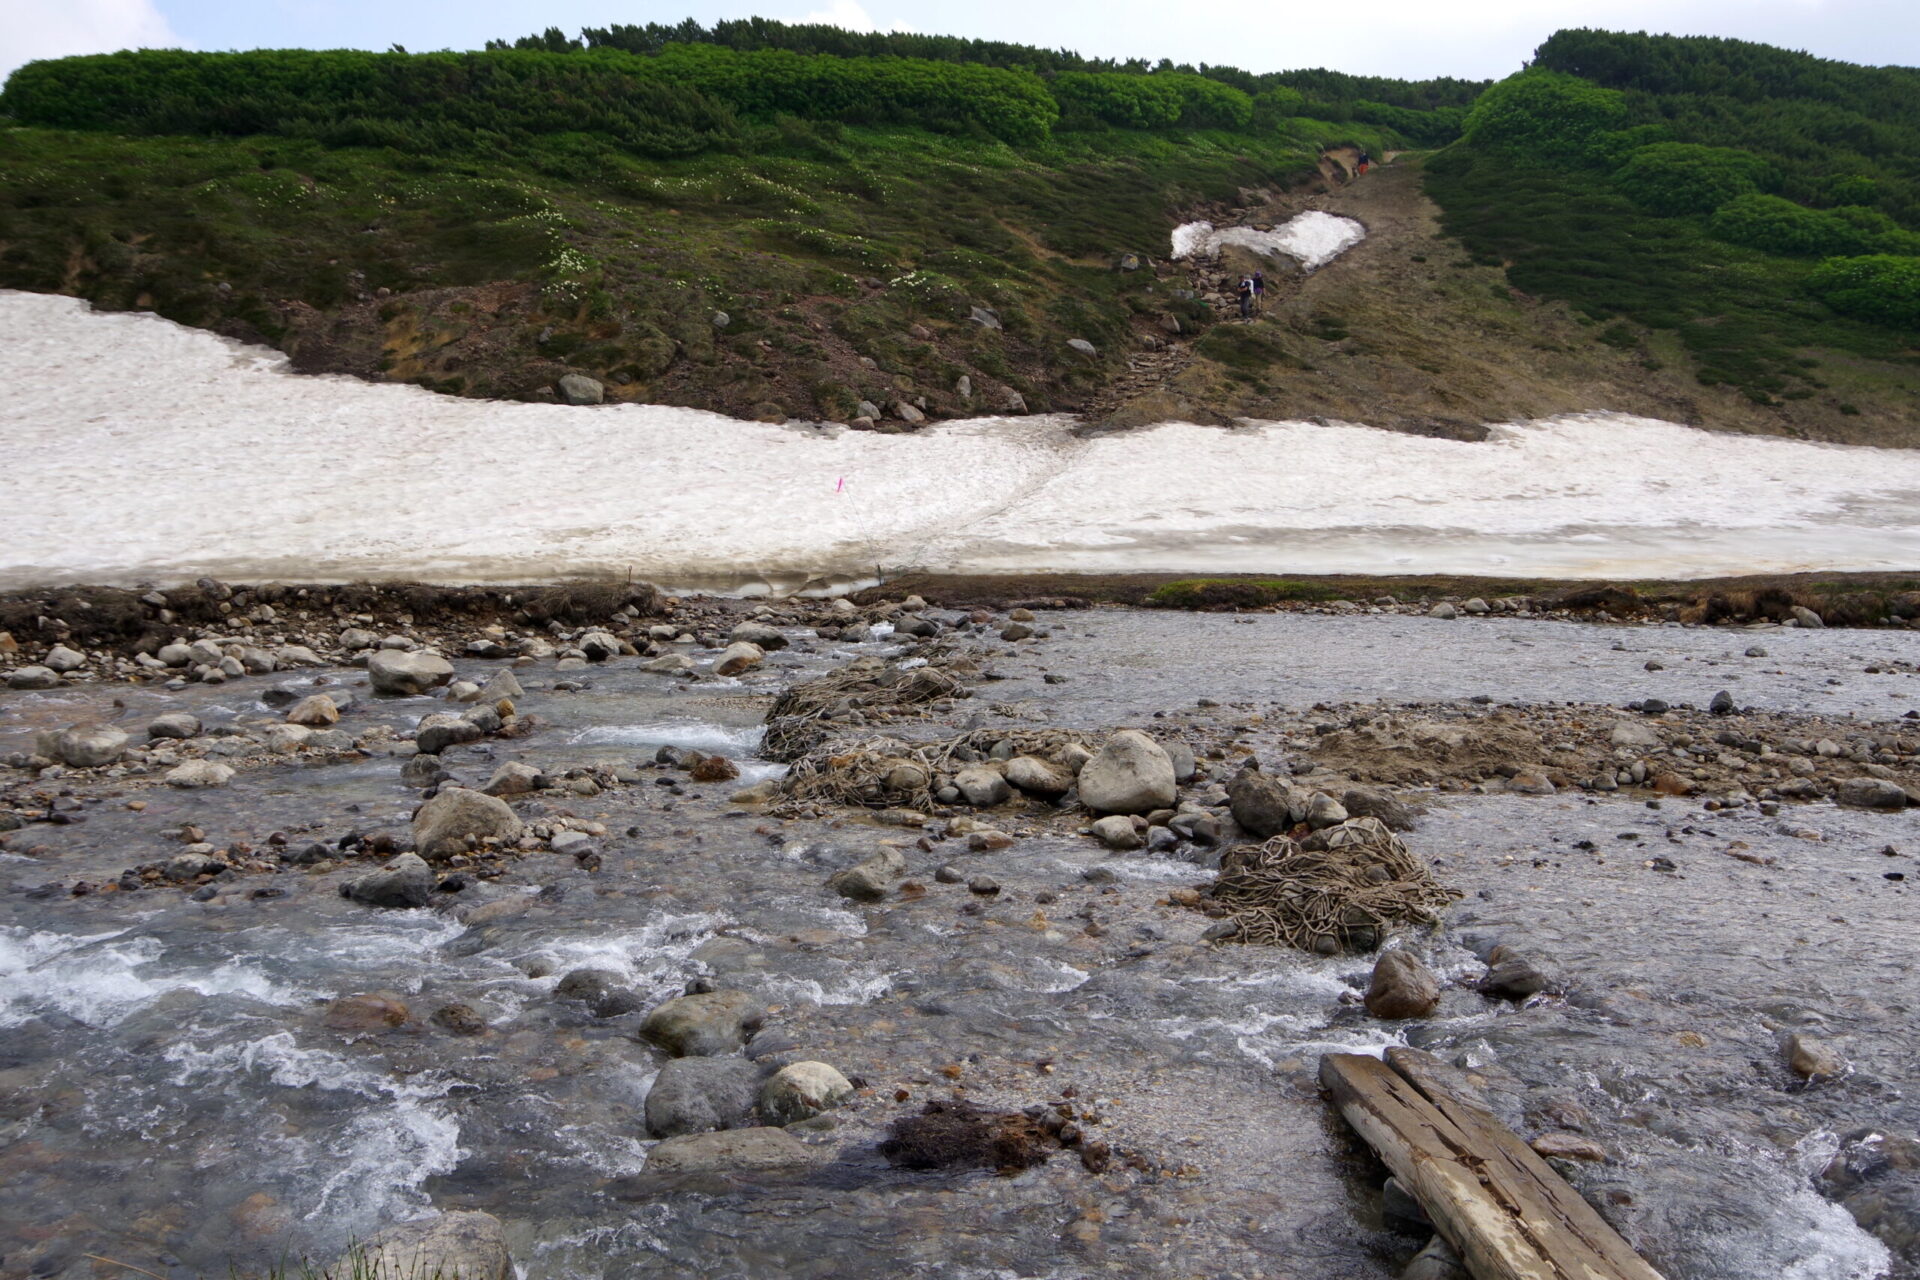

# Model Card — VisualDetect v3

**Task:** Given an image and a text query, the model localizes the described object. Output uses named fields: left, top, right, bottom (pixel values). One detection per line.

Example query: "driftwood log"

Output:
left=1320, top=1048, right=1665, bottom=1280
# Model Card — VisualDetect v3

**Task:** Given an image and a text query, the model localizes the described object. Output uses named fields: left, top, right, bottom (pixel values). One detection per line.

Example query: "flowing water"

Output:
left=7, top=290, right=1920, bottom=591
left=2, top=614, right=1915, bottom=1278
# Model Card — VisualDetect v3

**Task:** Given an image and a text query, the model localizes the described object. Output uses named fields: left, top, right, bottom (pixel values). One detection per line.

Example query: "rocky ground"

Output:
left=2, top=581, right=1916, bottom=1280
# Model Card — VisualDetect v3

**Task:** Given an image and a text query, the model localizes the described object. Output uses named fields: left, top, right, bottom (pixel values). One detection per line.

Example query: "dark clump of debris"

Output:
left=880, top=1101, right=1060, bottom=1174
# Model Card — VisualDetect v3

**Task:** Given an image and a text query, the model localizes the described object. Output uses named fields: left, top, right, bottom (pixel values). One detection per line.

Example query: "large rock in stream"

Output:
left=1227, top=765, right=1304, bottom=837
left=332, top=1210, right=512, bottom=1280
left=368, top=649, right=455, bottom=696
left=35, top=723, right=129, bottom=768
left=645, top=1056, right=763, bottom=1137
left=1076, top=730, right=1176, bottom=815
left=341, top=853, right=434, bottom=908
left=412, top=788, right=524, bottom=860
left=640, top=990, right=765, bottom=1057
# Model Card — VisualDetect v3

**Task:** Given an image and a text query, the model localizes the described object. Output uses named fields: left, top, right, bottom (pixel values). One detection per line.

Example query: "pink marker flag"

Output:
left=836, top=477, right=845, bottom=492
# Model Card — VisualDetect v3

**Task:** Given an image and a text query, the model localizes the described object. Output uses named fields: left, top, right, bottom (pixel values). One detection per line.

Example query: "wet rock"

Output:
left=1365, top=951, right=1441, bottom=1019
left=1792, top=605, right=1825, bottom=628
left=644, top=654, right=695, bottom=674
left=713, top=642, right=764, bottom=677
left=689, top=754, right=740, bottom=783
left=1078, top=730, right=1177, bottom=815
left=577, top=630, right=622, bottom=662
left=1710, top=690, right=1736, bottom=716
left=431, top=1003, right=487, bottom=1035
left=1091, top=815, right=1145, bottom=850
left=554, top=968, right=644, bottom=1018
left=646, top=1056, right=763, bottom=1137
left=147, top=712, right=202, bottom=740
left=324, top=993, right=411, bottom=1031
left=1343, top=787, right=1415, bottom=831
left=412, top=787, right=525, bottom=860
left=477, top=669, right=525, bottom=702
left=165, top=852, right=226, bottom=881
left=1529, top=1132, right=1609, bottom=1162
left=759, top=1061, right=854, bottom=1126
left=935, top=863, right=964, bottom=884
left=1506, top=772, right=1555, bottom=796
left=1837, top=777, right=1909, bottom=810
left=1305, top=792, right=1349, bottom=829
left=334, top=1211, right=511, bottom=1280
left=402, top=754, right=452, bottom=789
left=482, top=761, right=545, bottom=797
left=415, top=713, right=484, bottom=756
left=954, top=765, right=1012, bottom=807
left=1227, top=765, right=1302, bottom=837
left=43, top=645, right=86, bottom=673
left=557, top=373, right=604, bottom=405
left=6, top=665, right=60, bottom=689
left=967, top=875, right=1001, bottom=896
left=550, top=830, right=593, bottom=856
left=1006, top=756, right=1071, bottom=796
left=36, top=723, right=128, bottom=768
left=165, top=760, right=234, bottom=789
left=262, top=723, right=313, bottom=753
left=730, top=622, right=788, bottom=650
left=1479, top=945, right=1555, bottom=999
left=1428, top=603, right=1458, bottom=620
left=1787, top=1032, right=1846, bottom=1080
left=828, top=847, right=906, bottom=902
left=368, top=650, right=454, bottom=696
left=640, top=989, right=766, bottom=1057
left=286, top=695, right=340, bottom=727
left=1381, top=1176, right=1430, bottom=1231
left=1609, top=719, right=1661, bottom=748
left=1402, top=1235, right=1468, bottom=1280
left=1166, top=740, right=1197, bottom=783
left=647, top=1126, right=811, bottom=1173
left=341, top=853, right=433, bottom=908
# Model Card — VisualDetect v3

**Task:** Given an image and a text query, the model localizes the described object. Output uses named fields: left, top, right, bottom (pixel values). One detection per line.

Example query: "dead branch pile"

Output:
left=1207, top=818, right=1459, bottom=954
left=761, top=655, right=966, bottom=762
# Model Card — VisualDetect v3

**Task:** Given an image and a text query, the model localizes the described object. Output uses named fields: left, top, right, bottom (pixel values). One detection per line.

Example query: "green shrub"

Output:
left=1709, top=194, right=1873, bottom=256
left=1826, top=175, right=1880, bottom=207
left=1461, top=69, right=1626, bottom=159
left=1611, top=143, right=1771, bottom=215
left=1050, top=72, right=1182, bottom=129
left=1807, top=255, right=1920, bottom=327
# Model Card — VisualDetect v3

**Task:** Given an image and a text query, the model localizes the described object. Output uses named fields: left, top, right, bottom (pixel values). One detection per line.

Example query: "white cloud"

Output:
left=1, top=0, right=185, bottom=81
left=798, top=0, right=914, bottom=33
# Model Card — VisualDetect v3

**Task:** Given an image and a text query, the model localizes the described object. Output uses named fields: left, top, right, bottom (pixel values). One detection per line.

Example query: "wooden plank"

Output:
left=1320, top=1052, right=1665, bottom=1280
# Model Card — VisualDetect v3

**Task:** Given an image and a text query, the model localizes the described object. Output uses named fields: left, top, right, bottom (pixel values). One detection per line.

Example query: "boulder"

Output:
left=953, top=765, right=1012, bottom=807
left=415, top=713, right=484, bottom=756
left=577, top=630, right=622, bottom=662
left=1429, top=603, right=1458, bottom=620
left=759, top=1061, right=853, bottom=1126
left=1365, top=951, right=1442, bottom=1019
left=368, top=650, right=454, bottom=696
left=828, top=847, right=906, bottom=902
left=1077, top=730, right=1177, bottom=815
left=554, top=968, right=644, bottom=1018
left=1066, top=338, right=1099, bottom=358
left=412, top=788, right=524, bottom=860
left=1227, top=766, right=1303, bottom=837
left=477, top=669, right=525, bottom=702
left=645, top=1056, right=763, bottom=1137
left=286, top=695, right=340, bottom=727
left=341, top=853, right=434, bottom=909
left=1791, top=605, right=1825, bottom=629
left=640, top=989, right=766, bottom=1057
left=1608, top=720, right=1661, bottom=749
left=1005, top=756, right=1071, bottom=796
left=730, top=622, right=789, bottom=651
left=1090, top=815, right=1144, bottom=850
left=482, top=761, right=545, bottom=797
left=277, top=645, right=325, bottom=667
left=1305, top=792, right=1350, bottom=829
left=557, top=373, right=605, bottom=405
left=1836, top=777, right=1908, bottom=810
left=43, top=645, right=86, bottom=673
left=147, top=712, right=202, bottom=740
left=165, top=760, right=234, bottom=788
left=333, top=1212, right=511, bottom=1280
left=262, top=723, right=312, bottom=753
left=6, top=666, right=60, bottom=690
left=646, top=1127, right=811, bottom=1173
left=1480, top=946, right=1555, bottom=999
left=713, top=642, right=765, bottom=677
left=1342, top=787, right=1415, bottom=832
left=36, top=723, right=129, bottom=768
left=1786, top=1032, right=1846, bottom=1079
left=1165, top=741, right=1197, bottom=783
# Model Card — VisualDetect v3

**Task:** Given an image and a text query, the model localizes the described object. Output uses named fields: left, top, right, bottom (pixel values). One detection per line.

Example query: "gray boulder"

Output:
left=7, top=665, right=61, bottom=690
left=165, top=760, right=234, bottom=788
left=412, top=787, right=524, bottom=860
left=1005, top=755, right=1071, bottom=796
left=1365, top=951, right=1442, bottom=1019
left=415, top=712, right=484, bottom=756
left=759, top=1061, right=853, bottom=1126
left=730, top=622, right=789, bottom=650
left=1836, top=777, right=1908, bottom=810
left=1066, top=338, right=1098, bottom=358
left=36, top=723, right=129, bottom=768
left=43, top=645, right=86, bottom=673
left=557, top=374, right=605, bottom=405
left=713, top=642, right=764, bottom=676
left=1228, top=766, right=1303, bottom=837
left=578, top=630, right=622, bottom=661
left=828, top=847, right=906, bottom=902
left=953, top=765, right=1012, bottom=807
left=334, top=1211, right=511, bottom=1280
left=646, top=1127, right=810, bottom=1173
left=640, top=989, right=766, bottom=1057
left=341, top=853, right=434, bottom=909
left=554, top=968, right=643, bottom=1018
left=147, top=712, right=202, bottom=740
left=286, top=694, right=341, bottom=726
left=476, top=669, right=525, bottom=702
left=645, top=1056, right=763, bottom=1137
left=368, top=650, right=454, bottom=696
left=482, top=761, right=545, bottom=797
left=1077, top=730, right=1176, bottom=815
left=1090, top=814, right=1144, bottom=850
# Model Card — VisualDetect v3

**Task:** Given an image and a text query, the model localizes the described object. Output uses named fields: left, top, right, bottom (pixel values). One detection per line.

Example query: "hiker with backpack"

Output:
left=1237, top=275, right=1254, bottom=320
left=1252, top=270, right=1266, bottom=315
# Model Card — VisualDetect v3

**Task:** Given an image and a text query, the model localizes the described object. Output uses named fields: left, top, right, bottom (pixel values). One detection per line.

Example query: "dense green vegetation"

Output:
left=1429, top=30, right=1920, bottom=406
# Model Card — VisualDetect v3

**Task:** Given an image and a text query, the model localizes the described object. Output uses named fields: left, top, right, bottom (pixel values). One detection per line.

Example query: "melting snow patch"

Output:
left=1170, top=212, right=1366, bottom=269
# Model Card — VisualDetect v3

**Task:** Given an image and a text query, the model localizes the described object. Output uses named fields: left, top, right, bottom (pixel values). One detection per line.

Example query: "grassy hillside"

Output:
left=0, top=23, right=1915, bottom=438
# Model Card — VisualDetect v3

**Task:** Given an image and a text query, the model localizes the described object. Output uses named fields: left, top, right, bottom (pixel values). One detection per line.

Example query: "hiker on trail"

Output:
left=1356, top=150, right=1371, bottom=176
left=1237, top=275, right=1254, bottom=320
left=1252, top=270, right=1265, bottom=315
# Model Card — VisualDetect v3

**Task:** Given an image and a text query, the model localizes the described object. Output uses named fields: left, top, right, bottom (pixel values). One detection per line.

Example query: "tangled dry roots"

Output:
left=880, top=1100, right=1058, bottom=1173
left=774, top=727, right=1094, bottom=814
left=761, top=656, right=966, bottom=762
left=1208, top=817, right=1459, bottom=954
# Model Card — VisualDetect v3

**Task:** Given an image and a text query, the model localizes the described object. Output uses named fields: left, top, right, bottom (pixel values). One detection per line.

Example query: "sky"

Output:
left=3, top=0, right=1917, bottom=84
